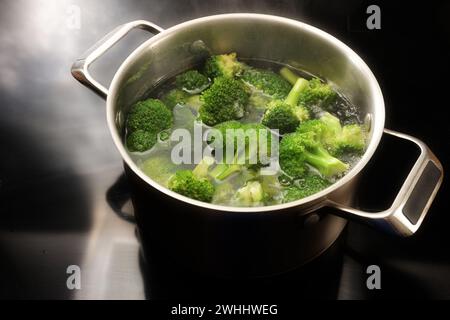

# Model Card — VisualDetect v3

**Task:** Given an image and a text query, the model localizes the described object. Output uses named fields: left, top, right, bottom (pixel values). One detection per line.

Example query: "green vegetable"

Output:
left=212, top=182, right=236, bottom=205
left=298, top=78, right=337, bottom=108
left=298, top=112, right=366, bottom=156
left=211, top=120, right=244, bottom=149
left=167, top=156, right=217, bottom=202
left=282, top=174, right=331, bottom=203
left=262, top=101, right=300, bottom=134
left=126, top=99, right=173, bottom=152
left=185, top=94, right=203, bottom=111
left=140, top=155, right=176, bottom=187
left=279, top=67, right=299, bottom=85
left=204, top=52, right=244, bottom=79
left=199, top=76, right=249, bottom=126
left=192, top=156, right=215, bottom=178
left=297, top=114, right=340, bottom=147
left=262, top=77, right=310, bottom=134
left=248, top=91, right=273, bottom=110
left=168, top=170, right=215, bottom=203
left=260, top=175, right=283, bottom=203
left=279, top=131, right=349, bottom=179
left=161, top=89, right=189, bottom=109
left=175, top=70, right=210, bottom=93
left=234, top=181, right=265, bottom=206
left=280, top=68, right=337, bottom=109
left=209, top=122, right=273, bottom=180
left=126, top=130, right=156, bottom=152
left=127, top=99, right=172, bottom=133
left=334, top=124, right=367, bottom=156
left=161, top=88, right=203, bottom=111
left=240, top=68, right=292, bottom=99
left=127, top=55, right=367, bottom=207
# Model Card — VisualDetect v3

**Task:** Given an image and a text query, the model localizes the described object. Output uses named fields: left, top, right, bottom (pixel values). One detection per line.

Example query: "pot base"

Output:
left=128, top=165, right=347, bottom=277
left=138, top=227, right=347, bottom=299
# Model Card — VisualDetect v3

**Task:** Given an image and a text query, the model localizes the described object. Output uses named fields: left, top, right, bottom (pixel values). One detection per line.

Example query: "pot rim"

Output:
left=106, top=13, right=385, bottom=213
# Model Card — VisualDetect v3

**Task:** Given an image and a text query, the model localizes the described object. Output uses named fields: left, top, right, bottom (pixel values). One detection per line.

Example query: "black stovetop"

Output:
left=0, top=0, right=449, bottom=300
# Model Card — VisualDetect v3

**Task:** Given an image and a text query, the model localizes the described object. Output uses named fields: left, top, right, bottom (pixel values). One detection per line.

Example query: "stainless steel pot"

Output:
left=72, top=14, right=443, bottom=276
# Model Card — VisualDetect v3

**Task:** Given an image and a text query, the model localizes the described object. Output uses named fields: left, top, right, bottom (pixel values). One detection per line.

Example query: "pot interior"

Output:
left=108, top=14, right=385, bottom=211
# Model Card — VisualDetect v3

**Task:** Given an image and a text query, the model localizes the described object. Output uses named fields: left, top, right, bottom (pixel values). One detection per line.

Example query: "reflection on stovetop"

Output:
left=0, top=0, right=449, bottom=300
left=140, top=231, right=344, bottom=300
left=138, top=223, right=450, bottom=300
left=82, top=172, right=450, bottom=300
left=1, top=167, right=449, bottom=300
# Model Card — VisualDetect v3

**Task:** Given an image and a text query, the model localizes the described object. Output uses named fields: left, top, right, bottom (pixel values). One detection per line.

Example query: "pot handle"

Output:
left=326, top=129, right=443, bottom=236
left=71, top=20, right=164, bottom=99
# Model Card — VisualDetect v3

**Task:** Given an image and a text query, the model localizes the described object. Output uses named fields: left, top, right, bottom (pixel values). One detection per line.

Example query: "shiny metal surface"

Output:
left=328, top=129, right=444, bottom=236
left=73, top=14, right=442, bottom=238
left=75, top=14, right=385, bottom=275
left=104, top=14, right=386, bottom=213
left=72, top=20, right=163, bottom=98
left=1, top=0, right=449, bottom=299
left=127, top=164, right=348, bottom=276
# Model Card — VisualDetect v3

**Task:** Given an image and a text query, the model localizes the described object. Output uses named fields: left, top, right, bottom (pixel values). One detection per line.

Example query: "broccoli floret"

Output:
left=212, top=121, right=272, bottom=155
left=168, top=170, right=215, bottom=203
left=126, top=130, right=156, bottom=152
left=262, top=101, right=300, bottom=134
left=162, top=88, right=203, bottom=111
left=199, top=77, right=249, bottom=126
left=167, top=156, right=217, bottom=202
left=210, top=120, right=244, bottom=149
left=213, top=120, right=244, bottom=136
left=233, top=181, right=266, bottom=206
left=127, top=99, right=173, bottom=133
left=280, top=68, right=338, bottom=109
left=297, top=119, right=327, bottom=135
left=333, top=124, right=367, bottom=156
left=248, top=91, right=273, bottom=110
left=319, top=112, right=342, bottom=135
left=293, top=105, right=310, bottom=122
left=209, top=122, right=273, bottom=180
left=126, top=98, right=173, bottom=152
left=261, top=77, right=310, bottom=134
left=240, top=68, right=292, bottom=99
left=140, top=155, right=176, bottom=187
left=298, top=113, right=366, bottom=156
left=297, top=113, right=340, bottom=147
left=185, top=94, right=203, bottom=111
left=161, top=89, right=189, bottom=109
left=260, top=175, right=283, bottom=204
left=279, top=131, right=349, bottom=179
left=204, top=52, right=244, bottom=79
left=212, top=182, right=236, bottom=205
left=298, top=78, right=337, bottom=108
left=175, top=70, right=210, bottom=93
left=282, top=174, right=331, bottom=203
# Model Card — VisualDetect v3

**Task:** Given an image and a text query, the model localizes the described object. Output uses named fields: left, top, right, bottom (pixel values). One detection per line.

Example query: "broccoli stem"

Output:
left=192, top=156, right=215, bottom=178
left=304, top=146, right=349, bottom=177
left=210, top=163, right=241, bottom=180
left=285, top=78, right=309, bottom=107
left=280, top=67, right=300, bottom=85
left=209, top=144, right=250, bottom=180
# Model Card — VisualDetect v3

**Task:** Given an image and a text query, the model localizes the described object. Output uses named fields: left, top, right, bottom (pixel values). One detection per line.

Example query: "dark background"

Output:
left=0, top=0, right=448, bottom=300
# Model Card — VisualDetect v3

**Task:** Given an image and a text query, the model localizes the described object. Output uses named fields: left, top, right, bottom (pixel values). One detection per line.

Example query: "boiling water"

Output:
left=126, top=60, right=364, bottom=206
